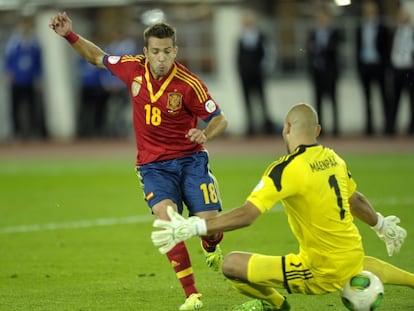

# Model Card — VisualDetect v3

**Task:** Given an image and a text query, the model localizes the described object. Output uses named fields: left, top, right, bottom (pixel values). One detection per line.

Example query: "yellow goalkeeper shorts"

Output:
left=247, top=252, right=363, bottom=295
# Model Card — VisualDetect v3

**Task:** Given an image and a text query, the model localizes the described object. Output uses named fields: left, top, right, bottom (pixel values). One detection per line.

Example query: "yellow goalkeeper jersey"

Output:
left=247, top=144, right=364, bottom=281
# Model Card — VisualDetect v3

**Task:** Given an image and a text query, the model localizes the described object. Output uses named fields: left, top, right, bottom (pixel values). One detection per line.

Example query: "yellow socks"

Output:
left=364, top=256, right=414, bottom=288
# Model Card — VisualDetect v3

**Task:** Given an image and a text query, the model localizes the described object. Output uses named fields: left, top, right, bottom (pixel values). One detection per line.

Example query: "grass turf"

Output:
left=0, top=152, right=413, bottom=310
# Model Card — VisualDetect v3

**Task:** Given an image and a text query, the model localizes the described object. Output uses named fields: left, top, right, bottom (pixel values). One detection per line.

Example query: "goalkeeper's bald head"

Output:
left=283, top=103, right=321, bottom=152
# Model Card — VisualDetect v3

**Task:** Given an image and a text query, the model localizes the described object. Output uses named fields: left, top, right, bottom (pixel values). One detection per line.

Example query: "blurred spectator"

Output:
left=236, top=9, right=277, bottom=136
left=355, top=0, right=391, bottom=136
left=100, top=29, right=138, bottom=137
left=4, top=16, right=46, bottom=140
left=306, top=6, right=341, bottom=136
left=389, top=8, right=414, bottom=136
left=77, top=56, right=108, bottom=138
left=76, top=31, right=107, bottom=138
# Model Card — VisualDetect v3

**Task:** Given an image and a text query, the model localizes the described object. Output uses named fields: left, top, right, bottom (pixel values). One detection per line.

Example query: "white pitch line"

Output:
left=370, top=197, right=414, bottom=206
left=1, top=197, right=413, bottom=235
left=0, top=214, right=154, bottom=234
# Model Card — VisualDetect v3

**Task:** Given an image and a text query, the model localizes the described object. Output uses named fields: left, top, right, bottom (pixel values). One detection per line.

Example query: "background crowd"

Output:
left=1, top=0, right=413, bottom=141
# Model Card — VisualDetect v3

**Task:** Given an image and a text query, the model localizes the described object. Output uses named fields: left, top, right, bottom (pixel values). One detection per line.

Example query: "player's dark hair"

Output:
left=144, top=23, right=177, bottom=47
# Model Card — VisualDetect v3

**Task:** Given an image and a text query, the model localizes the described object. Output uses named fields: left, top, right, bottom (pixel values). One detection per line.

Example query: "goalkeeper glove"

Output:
left=151, top=206, right=207, bottom=254
left=371, top=212, right=407, bottom=256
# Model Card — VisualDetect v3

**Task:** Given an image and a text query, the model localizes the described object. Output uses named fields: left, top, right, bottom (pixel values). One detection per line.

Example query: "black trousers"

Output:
left=240, top=74, right=274, bottom=135
left=391, top=68, right=414, bottom=135
left=77, top=86, right=108, bottom=138
left=310, top=70, right=339, bottom=136
left=11, top=85, right=46, bottom=139
left=358, top=64, right=391, bottom=135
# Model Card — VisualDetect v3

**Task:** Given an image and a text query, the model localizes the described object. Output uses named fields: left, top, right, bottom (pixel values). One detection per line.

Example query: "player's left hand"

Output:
left=186, top=128, right=207, bottom=144
left=151, top=206, right=207, bottom=254
left=49, top=12, right=73, bottom=37
left=372, top=212, right=407, bottom=256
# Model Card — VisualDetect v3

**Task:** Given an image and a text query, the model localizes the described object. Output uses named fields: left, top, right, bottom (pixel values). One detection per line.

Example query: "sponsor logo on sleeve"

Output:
left=205, top=99, right=217, bottom=113
left=253, top=180, right=265, bottom=192
left=108, top=56, right=121, bottom=64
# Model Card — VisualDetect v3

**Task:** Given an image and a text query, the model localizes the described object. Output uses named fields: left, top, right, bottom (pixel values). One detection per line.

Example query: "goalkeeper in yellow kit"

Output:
left=152, top=103, right=413, bottom=310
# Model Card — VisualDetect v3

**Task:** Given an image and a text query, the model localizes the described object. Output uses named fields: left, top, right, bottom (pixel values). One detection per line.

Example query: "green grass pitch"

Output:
left=0, top=150, right=413, bottom=310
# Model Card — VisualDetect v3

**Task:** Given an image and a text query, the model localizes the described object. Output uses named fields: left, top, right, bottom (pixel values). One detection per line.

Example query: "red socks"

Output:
left=201, top=232, right=223, bottom=252
left=166, top=241, right=198, bottom=297
left=165, top=233, right=224, bottom=297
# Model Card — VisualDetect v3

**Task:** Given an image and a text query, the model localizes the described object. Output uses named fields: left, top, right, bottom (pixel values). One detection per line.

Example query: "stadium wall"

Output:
left=0, top=4, right=412, bottom=140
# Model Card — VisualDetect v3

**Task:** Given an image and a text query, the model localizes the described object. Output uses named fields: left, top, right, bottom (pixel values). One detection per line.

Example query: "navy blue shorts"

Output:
left=136, top=151, right=222, bottom=216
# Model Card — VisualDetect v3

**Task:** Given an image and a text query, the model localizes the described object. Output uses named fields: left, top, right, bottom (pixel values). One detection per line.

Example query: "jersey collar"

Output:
left=144, top=60, right=178, bottom=104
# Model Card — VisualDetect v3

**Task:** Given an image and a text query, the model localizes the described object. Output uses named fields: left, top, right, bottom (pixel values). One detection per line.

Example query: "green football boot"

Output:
left=201, top=243, right=223, bottom=272
left=232, top=298, right=291, bottom=311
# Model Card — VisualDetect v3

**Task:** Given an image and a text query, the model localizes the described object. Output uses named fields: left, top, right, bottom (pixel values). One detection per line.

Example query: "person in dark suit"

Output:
left=4, top=16, right=46, bottom=140
left=306, top=6, right=341, bottom=136
left=77, top=56, right=108, bottom=138
left=389, top=8, right=414, bottom=136
left=356, top=0, right=391, bottom=136
left=236, top=9, right=276, bottom=136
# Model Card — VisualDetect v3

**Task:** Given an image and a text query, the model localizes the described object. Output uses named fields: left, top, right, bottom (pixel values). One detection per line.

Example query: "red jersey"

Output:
left=103, top=54, right=222, bottom=165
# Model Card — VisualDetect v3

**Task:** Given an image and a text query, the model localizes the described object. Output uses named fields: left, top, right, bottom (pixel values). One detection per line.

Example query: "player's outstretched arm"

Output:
left=49, top=12, right=107, bottom=68
left=348, top=191, right=377, bottom=226
left=349, top=191, right=407, bottom=256
left=152, top=202, right=261, bottom=254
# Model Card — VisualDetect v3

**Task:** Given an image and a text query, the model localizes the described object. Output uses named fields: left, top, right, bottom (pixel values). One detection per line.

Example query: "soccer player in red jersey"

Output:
left=50, top=12, right=228, bottom=310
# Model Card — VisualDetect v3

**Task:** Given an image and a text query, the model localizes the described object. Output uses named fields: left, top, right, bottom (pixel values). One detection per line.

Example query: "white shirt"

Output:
left=391, top=24, right=414, bottom=69
left=241, top=28, right=260, bottom=49
left=361, top=21, right=380, bottom=64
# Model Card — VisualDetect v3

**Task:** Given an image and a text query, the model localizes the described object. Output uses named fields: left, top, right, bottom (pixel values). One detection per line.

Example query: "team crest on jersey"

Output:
left=131, top=76, right=143, bottom=97
left=131, top=82, right=141, bottom=97
left=167, top=92, right=183, bottom=114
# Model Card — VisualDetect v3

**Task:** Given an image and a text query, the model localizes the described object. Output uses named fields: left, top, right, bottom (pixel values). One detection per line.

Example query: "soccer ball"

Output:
left=340, top=270, right=384, bottom=311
